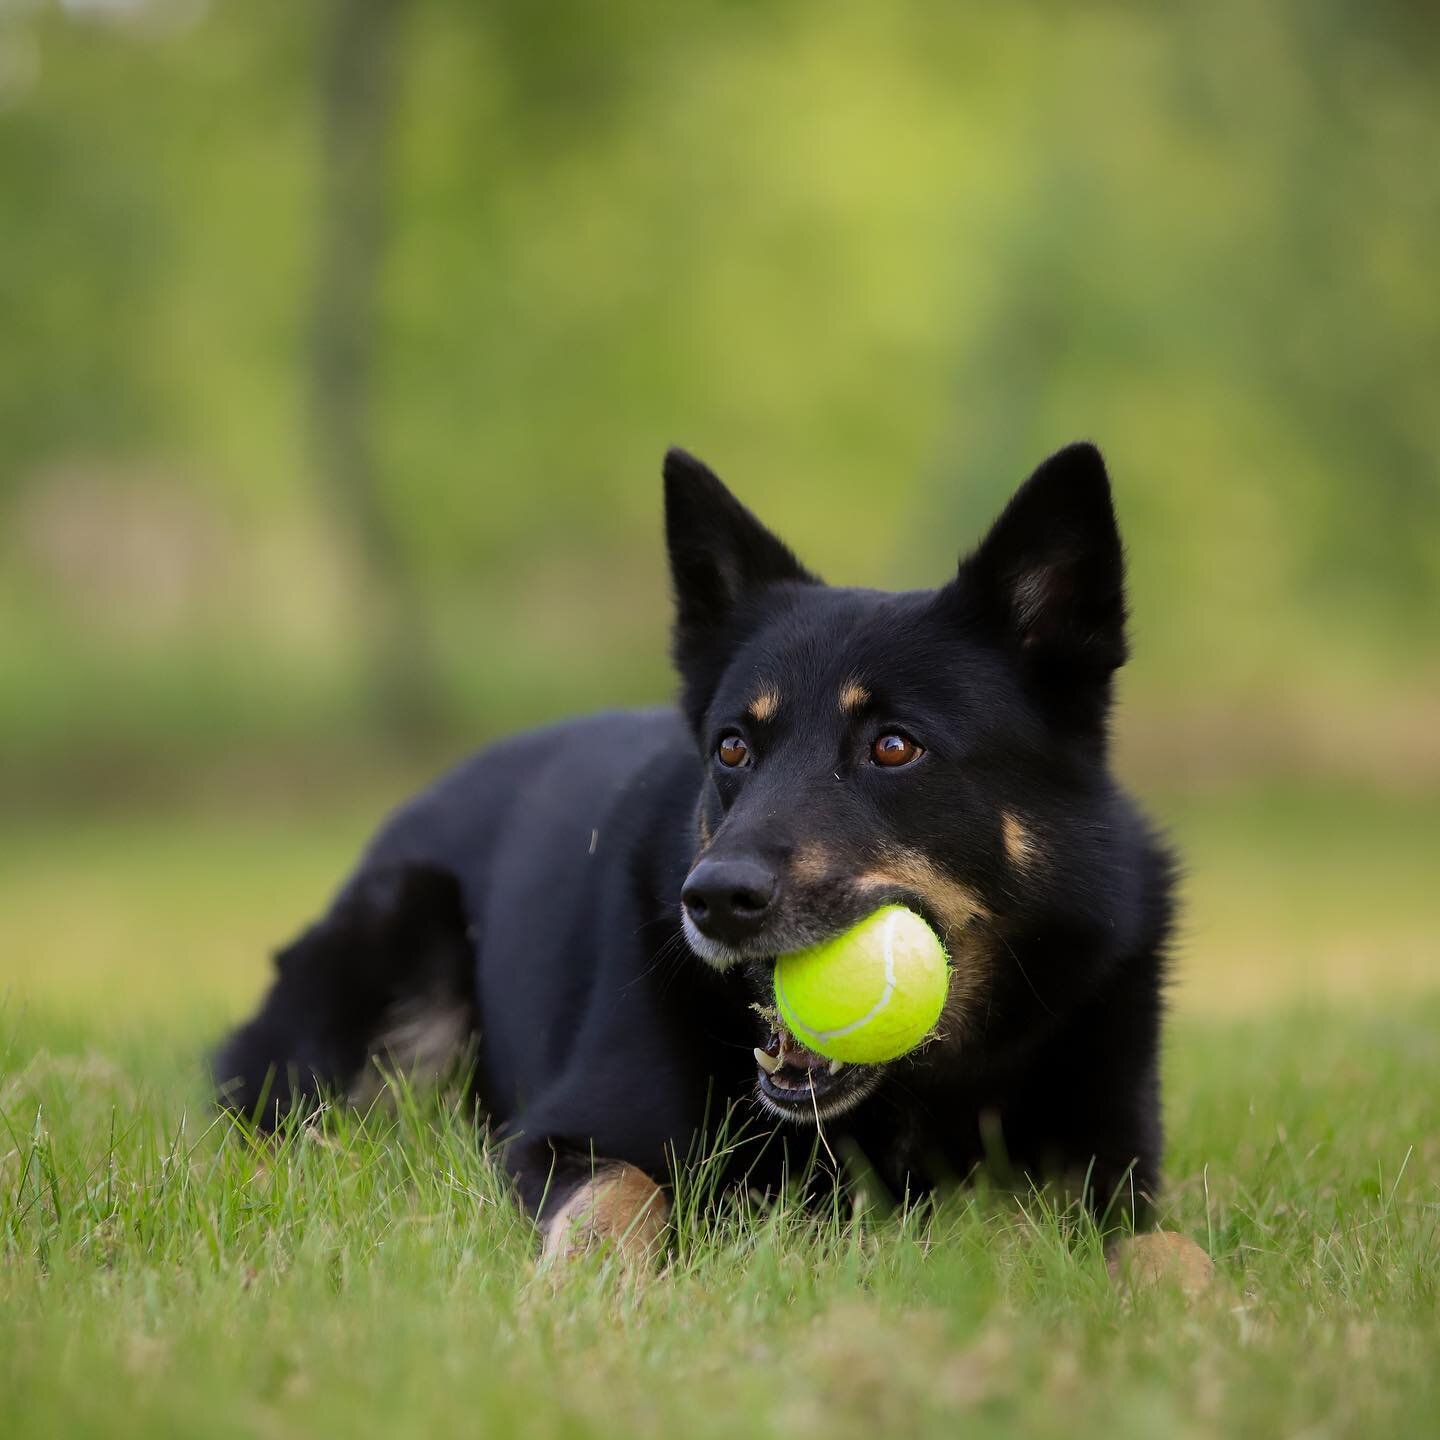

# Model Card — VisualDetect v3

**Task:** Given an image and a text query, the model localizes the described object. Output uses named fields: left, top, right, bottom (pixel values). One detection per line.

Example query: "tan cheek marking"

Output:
left=789, top=842, right=835, bottom=887
left=855, top=848, right=991, bottom=937
left=696, top=810, right=712, bottom=849
left=540, top=1163, right=670, bottom=1267
left=838, top=679, right=870, bottom=714
left=855, top=848, right=992, bottom=1045
left=1002, top=811, right=1037, bottom=869
left=747, top=686, right=779, bottom=723
left=934, top=925, right=992, bottom=1047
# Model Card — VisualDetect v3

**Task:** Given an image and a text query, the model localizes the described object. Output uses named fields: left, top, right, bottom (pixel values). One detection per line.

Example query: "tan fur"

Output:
left=789, top=841, right=835, bottom=886
left=746, top=686, right=780, bottom=723
left=1107, top=1231, right=1214, bottom=1299
left=347, top=995, right=472, bottom=1108
left=696, top=810, right=712, bottom=848
left=1001, top=811, right=1037, bottom=869
left=856, top=848, right=991, bottom=937
left=541, top=1163, right=670, bottom=1266
left=935, top=927, right=992, bottom=1042
left=838, top=679, right=870, bottom=714
left=856, top=848, right=993, bottom=1040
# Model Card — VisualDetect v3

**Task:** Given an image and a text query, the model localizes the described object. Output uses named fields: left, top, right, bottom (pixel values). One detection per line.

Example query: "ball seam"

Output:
left=778, top=907, right=899, bottom=1044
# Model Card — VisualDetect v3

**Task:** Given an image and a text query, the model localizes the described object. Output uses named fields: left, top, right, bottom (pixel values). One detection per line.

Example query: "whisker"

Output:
left=977, top=915, right=1056, bottom=1019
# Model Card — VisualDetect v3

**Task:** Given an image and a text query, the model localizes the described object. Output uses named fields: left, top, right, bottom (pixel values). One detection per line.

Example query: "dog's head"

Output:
left=664, top=444, right=1132, bottom=1124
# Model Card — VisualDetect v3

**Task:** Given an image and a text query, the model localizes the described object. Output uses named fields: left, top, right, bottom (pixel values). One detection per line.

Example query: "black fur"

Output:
left=215, top=443, right=1175, bottom=1232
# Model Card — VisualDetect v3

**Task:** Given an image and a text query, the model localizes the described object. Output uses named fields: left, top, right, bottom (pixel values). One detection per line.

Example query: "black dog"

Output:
left=215, top=443, right=1176, bottom=1256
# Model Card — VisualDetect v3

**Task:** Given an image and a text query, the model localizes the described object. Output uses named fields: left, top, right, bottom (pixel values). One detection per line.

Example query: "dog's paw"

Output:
left=1107, top=1230, right=1214, bottom=1298
left=540, top=1163, right=670, bottom=1268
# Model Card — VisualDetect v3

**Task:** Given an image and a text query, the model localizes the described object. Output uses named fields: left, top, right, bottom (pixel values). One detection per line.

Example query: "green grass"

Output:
left=3, top=786, right=1439, bottom=1438
left=3, top=1003, right=1438, bottom=1439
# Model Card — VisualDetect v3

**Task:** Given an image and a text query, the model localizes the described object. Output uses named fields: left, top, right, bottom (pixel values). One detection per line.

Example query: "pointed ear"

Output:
left=952, top=443, right=1128, bottom=710
left=663, top=447, right=818, bottom=726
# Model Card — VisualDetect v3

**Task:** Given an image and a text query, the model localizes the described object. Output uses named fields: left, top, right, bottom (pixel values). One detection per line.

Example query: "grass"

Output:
left=2, top=784, right=1439, bottom=1438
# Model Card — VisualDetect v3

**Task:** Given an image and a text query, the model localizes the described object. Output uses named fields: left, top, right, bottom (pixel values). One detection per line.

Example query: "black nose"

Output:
left=681, top=857, right=778, bottom=945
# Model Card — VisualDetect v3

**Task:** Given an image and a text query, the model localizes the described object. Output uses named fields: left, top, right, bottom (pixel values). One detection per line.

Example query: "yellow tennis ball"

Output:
left=774, top=905, right=949, bottom=1064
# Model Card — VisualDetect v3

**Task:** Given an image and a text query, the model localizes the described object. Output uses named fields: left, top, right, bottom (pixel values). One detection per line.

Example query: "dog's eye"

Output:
left=716, top=734, right=751, bottom=769
left=871, top=733, right=923, bottom=768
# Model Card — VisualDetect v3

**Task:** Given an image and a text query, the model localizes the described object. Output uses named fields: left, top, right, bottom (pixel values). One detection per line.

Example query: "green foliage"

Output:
left=1, top=0, right=1437, bottom=773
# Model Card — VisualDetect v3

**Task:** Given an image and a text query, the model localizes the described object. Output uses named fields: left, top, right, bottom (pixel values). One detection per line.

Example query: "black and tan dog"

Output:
left=215, top=443, right=1182, bottom=1265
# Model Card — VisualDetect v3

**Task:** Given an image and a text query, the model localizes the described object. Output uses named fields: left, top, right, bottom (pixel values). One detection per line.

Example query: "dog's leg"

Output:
left=213, top=863, right=475, bottom=1126
left=540, top=1163, right=670, bottom=1265
left=999, top=950, right=1168, bottom=1234
left=1065, top=1155, right=1160, bottom=1235
left=504, top=1139, right=670, bottom=1267
left=1107, top=1230, right=1214, bottom=1297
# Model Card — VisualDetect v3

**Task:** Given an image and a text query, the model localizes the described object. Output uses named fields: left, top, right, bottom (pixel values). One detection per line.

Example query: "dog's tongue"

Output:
left=770, top=1026, right=827, bottom=1070
left=780, top=1039, right=827, bottom=1070
left=754, top=1023, right=846, bottom=1081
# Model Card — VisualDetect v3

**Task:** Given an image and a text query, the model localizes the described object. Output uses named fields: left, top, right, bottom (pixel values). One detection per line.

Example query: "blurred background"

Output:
left=1, top=0, right=1437, bottom=1028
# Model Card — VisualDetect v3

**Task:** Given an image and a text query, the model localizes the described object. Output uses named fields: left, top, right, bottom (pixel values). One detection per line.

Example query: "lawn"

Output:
left=3, top=784, right=1438, bottom=1439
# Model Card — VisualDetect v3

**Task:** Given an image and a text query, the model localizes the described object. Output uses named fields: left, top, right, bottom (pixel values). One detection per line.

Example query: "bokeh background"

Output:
left=2, top=0, right=1438, bottom=1030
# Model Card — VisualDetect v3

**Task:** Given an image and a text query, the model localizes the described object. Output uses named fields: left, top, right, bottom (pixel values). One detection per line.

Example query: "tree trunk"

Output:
left=310, top=0, right=438, bottom=741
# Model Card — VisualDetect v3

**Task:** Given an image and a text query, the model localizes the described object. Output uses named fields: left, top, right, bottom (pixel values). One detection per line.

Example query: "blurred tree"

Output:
left=1, top=0, right=1436, bottom=785
left=311, top=0, right=438, bottom=739
left=0, top=12, right=161, bottom=498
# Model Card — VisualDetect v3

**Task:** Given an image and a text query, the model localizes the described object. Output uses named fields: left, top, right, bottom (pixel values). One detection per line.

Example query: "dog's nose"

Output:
left=681, top=857, right=778, bottom=945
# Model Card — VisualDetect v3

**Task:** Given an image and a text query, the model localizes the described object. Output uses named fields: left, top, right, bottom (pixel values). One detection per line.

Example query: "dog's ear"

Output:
left=663, top=447, right=818, bottom=727
left=947, top=443, right=1127, bottom=725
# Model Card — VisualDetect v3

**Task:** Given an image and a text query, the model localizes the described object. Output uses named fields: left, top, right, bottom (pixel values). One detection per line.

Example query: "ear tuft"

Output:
left=954, top=443, right=1128, bottom=719
left=662, top=447, right=817, bottom=729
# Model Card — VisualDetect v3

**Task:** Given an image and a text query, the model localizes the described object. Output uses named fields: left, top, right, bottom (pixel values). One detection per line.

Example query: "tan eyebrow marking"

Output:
left=838, top=679, right=870, bottom=714
left=746, top=686, right=780, bottom=723
left=1001, top=811, right=1037, bottom=869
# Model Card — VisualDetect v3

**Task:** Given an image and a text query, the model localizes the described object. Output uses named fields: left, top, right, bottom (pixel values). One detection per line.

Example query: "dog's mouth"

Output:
left=752, top=1022, right=880, bottom=1123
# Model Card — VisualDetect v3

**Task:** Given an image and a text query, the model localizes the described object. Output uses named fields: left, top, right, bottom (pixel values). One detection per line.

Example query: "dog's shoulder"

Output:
left=359, top=707, right=695, bottom=872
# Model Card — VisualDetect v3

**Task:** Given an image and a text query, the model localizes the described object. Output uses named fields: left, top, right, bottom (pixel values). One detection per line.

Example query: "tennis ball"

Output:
left=774, top=905, right=948, bottom=1064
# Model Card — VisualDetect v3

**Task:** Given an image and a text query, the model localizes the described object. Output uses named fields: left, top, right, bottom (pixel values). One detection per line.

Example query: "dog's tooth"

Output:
left=829, top=1058, right=845, bottom=1076
left=754, top=1047, right=780, bottom=1075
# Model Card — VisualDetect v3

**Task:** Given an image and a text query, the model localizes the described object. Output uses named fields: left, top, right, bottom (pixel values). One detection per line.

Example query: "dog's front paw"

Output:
left=540, top=1163, right=670, bottom=1268
left=1107, top=1230, right=1214, bottom=1298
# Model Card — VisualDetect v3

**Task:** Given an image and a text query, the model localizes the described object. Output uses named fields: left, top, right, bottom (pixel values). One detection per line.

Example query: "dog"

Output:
left=215, top=442, right=1177, bottom=1263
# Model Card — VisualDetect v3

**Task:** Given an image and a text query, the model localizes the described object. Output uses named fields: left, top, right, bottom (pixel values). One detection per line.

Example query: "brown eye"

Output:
left=717, top=734, right=751, bottom=768
left=871, top=733, right=922, bottom=768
